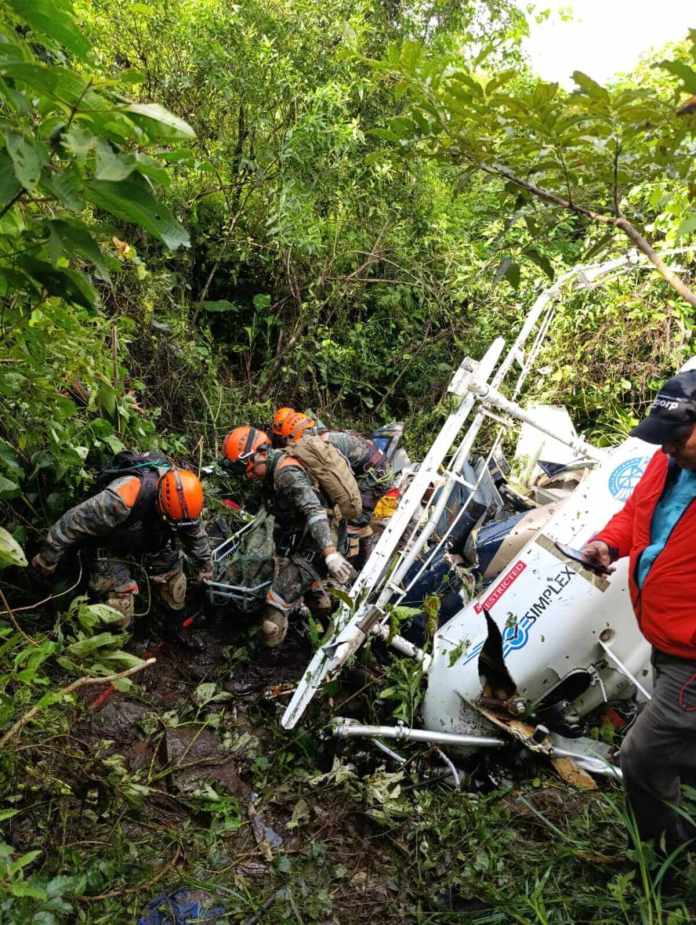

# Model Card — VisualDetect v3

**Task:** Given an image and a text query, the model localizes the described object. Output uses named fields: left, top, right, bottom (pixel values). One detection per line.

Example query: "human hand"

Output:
left=580, top=540, right=615, bottom=574
left=324, top=551, right=355, bottom=585
left=197, top=565, right=214, bottom=582
left=31, top=553, right=56, bottom=579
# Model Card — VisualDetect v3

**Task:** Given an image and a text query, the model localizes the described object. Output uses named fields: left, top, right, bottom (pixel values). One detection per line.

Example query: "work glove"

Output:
left=31, top=552, right=57, bottom=579
left=579, top=540, right=615, bottom=574
left=324, top=551, right=355, bottom=585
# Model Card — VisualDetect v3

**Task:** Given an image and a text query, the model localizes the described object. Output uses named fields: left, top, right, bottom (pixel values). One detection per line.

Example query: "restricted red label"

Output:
left=474, top=560, right=527, bottom=613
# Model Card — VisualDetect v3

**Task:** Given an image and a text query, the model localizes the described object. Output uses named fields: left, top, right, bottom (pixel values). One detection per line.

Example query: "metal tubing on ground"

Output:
left=371, top=622, right=432, bottom=670
left=332, top=720, right=505, bottom=749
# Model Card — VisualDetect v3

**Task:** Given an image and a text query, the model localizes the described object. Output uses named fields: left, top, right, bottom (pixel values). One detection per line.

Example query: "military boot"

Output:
left=104, top=587, right=136, bottom=629
left=261, top=606, right=289, bottom=648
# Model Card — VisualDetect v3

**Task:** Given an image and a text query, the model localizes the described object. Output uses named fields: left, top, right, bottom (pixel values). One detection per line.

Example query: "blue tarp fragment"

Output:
left=137, top=888, right=225, bottom=925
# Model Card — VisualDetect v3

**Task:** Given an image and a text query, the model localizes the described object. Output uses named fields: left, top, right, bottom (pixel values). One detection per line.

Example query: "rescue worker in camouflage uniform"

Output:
left=221, top=426, right=354, bottom=648
left=31, top=462, right=213, bottom=627
left=271, top=406, right=327, bottom=448
left=273, top=411, right=393, bottom=519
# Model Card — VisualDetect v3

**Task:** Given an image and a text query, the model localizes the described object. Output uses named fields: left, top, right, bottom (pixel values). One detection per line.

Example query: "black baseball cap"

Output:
left=630, top=370, right=696, bottom=445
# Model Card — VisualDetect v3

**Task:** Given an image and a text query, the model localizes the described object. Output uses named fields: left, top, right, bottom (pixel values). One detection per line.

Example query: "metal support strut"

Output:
left=331, top=718, right=505, bottom=750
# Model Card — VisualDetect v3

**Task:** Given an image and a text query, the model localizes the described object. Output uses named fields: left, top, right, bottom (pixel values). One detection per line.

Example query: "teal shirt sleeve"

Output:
left=636, top=467, right=696, bottom=589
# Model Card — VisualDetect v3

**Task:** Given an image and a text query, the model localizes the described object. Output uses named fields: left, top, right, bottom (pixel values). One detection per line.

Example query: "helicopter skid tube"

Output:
left=332, top=720, right=623, bottom=780
left=331, top=719, right=505, bottom=749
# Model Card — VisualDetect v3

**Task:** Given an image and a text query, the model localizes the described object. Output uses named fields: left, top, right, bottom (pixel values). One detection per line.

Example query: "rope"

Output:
left=0, top=554, right=84, bottom=616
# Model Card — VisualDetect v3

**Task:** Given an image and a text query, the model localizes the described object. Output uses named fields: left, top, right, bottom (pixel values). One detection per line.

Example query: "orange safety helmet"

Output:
left=282, top=411, right=315, bottom=443
left=221, top=426, right=271, bottom=465
left=272, top=407, right=296, bottom=437
left=157, top=468, right=205, bottom=522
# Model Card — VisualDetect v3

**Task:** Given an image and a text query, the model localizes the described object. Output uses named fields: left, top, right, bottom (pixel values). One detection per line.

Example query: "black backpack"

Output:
left=92, top=451, right=172, bottom=492
left=90, top=451, right=172, bottom=522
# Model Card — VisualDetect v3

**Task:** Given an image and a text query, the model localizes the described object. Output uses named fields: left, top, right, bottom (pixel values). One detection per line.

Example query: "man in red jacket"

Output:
left=582, top=369, right=696, bottom=848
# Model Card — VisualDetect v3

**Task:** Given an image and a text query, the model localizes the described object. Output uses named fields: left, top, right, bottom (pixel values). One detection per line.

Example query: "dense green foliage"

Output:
left=1, top=0, right=696, bottom=921
left=1, top=0, right=694, bottom=537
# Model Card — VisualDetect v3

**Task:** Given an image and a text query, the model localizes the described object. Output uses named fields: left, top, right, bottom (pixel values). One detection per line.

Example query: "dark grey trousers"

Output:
left=621, top=648, right=696, bottom=848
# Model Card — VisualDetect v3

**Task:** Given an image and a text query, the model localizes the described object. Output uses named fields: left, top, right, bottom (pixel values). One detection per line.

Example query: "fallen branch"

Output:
left=0, top=658, right=156, bottom=749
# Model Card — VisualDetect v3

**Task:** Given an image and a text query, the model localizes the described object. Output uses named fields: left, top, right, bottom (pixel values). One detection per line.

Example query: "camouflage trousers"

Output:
left=261, top=531, right=346, bottom=648
left=262, top=552, right=331, bottom=649
left=267, top=550, right=332, bottom=616
left=88, top=546, right=187, bottom=625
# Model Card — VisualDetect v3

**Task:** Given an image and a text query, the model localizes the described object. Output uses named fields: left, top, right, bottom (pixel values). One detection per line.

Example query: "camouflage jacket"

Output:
left=324, top=431, right=389, bottom=484
left=262, top=449, right=333, bottom=552
left=40, top=472, right=212, bottom=569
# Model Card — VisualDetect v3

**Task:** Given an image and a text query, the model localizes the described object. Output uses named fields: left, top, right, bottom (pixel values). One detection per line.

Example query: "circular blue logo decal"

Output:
left=608, top=456, right=651, bottom=501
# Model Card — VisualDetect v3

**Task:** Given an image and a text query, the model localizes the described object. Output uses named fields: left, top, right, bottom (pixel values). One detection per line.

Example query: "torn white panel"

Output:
left=514, top=404, right=579, bottom=487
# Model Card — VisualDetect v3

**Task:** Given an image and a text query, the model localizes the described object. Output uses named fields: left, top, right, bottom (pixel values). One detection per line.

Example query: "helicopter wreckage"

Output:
left=270, top=247, right=696, bottom=785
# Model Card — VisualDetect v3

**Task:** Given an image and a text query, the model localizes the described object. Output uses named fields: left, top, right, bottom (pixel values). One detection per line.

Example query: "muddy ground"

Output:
left=5, top=611, right=696, bottom=924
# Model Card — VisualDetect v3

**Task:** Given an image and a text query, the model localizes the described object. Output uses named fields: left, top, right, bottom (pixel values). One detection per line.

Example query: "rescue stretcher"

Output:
left=205, top=518, right=272, bottom=613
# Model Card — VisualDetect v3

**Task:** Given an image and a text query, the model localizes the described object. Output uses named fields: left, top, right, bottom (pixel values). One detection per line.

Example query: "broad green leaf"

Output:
left=6, top=133, right=43, bottom=192
left=677, top=212, right=696, bottom=238
left=8, top=848, right=42, bottom=876
left=97, top=650, right=145, bottom=670
left=66, top=631, right=122, bottom=657
left=0, top=474, right=19, bottom=497
left=48, top=219, right=114, bottom=281
left=102, top=433, right=125, bottom=454
left=17, top=256, right=97, bottom=310
left=0, top=439, right=21, bottom=473
left=523, top=247, right=554, bottom=280
left=126, top=102, right=196, bottom=140
left=194, top=681, right=216, bottom=704
left=132, top=153, right=170, bottom=187
left=0, top=809, right=19, bottom=821
left=62, top=125, right=96, bottom=158
left=95, top=140, right=135, bottom=182
left=572, top=71, right=609, bottom=102
left=160, top=149, right=194, bottom=165
left=118, top=69, right=145, bottom=86
left=97, top=383, right=116, bottom=414
left=78, top=603, right=128, bottom=625
left=503, top=260, right=521, bottom=289
left=46, top=165, right=85, bottom=210
left=0, top=62, right=88, bottom=107
left=659, top=60, right=696, bottom=95
left=5, top=0, right=89, bottom=60
left=0, top=83, right=30, bottom=116
left=0, top=526, right=27, bottom=568
left=0, top=151, right=21, bottom=208
left=0, top=39, right=24, bottom=63
left=253, top=293, right=271, bottom=310
left=10, top=881, right=47, bottom=900
left=85, top=178, right=190, bottom=250
left=201, top=299, right=237, bottom=313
